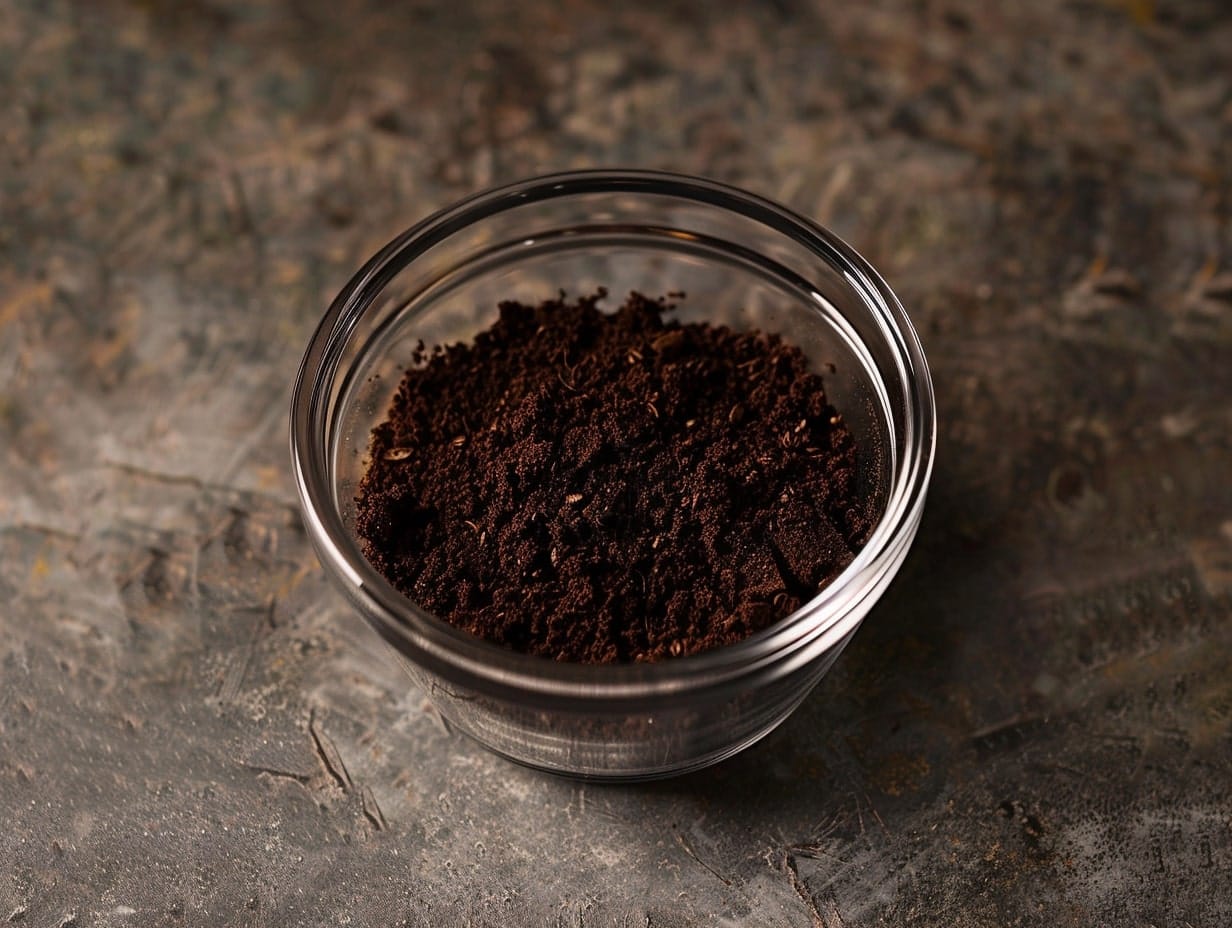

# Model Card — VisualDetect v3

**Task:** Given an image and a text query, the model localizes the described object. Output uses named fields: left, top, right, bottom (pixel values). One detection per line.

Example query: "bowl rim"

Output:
left=290, top=168, right=936, bottom=705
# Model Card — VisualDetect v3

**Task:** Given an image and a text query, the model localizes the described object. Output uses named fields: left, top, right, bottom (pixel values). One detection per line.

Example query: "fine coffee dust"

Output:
left=355, top=290, right=872, bottom=664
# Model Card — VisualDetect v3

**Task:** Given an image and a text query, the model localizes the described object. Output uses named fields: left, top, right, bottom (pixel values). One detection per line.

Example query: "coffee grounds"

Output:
left=355, top=290, right=871, bottom=664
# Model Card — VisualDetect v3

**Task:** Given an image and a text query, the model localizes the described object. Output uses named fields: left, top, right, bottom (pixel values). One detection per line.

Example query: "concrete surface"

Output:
left=1, top=0, right=1230, bottom=924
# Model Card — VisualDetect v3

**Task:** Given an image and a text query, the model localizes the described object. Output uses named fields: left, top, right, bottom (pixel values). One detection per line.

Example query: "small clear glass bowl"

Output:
left=290, top=170, right=935, bottom=780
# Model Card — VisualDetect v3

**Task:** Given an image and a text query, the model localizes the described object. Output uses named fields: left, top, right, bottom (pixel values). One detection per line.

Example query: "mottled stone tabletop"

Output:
left=2, top=0, right=1231, bottom=925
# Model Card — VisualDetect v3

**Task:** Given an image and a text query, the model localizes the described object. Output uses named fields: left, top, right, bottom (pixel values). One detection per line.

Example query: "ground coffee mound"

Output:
left=355, top=290, right=871, bottom=663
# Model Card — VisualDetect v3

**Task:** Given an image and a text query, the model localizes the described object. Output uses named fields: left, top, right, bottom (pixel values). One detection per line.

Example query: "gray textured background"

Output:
left=2, top=0, right=1231, bottom=924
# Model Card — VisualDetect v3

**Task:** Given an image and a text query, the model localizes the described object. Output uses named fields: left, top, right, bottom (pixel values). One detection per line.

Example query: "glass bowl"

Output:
left=290, top=170, right=935, bottom=780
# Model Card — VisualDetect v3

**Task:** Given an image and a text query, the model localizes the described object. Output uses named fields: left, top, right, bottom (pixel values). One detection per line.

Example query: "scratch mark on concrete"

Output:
left=99, top=459, right=297, bottom=510
left=864, top=793, right=890, bottom=838
left=239, top=762, right=311, bottom=785
left=102, top=459, right=210, bottom=490
left=782, top=852, right=846, bottom=927
left=215, top=601, right=269, bottom=703
left=309, top=708, right=353, bottom=792
left=674, top=828, right=731, bottom=887
left=361, top=784, right=387, bottom=831
left=823, top=898, right=846, bottom=928
left=421, top=699, right=453, bottom=737
left=970, top=713, right=1043, bottom=748
left=782, top=852, right=825, bottom=928
left=787, top=842, right=848, bottom=864
left=3, top=522, right=82, bottom=544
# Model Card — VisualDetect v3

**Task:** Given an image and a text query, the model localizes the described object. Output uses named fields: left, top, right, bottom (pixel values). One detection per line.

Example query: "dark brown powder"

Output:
left=355, top=290, right=871, bottom=663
